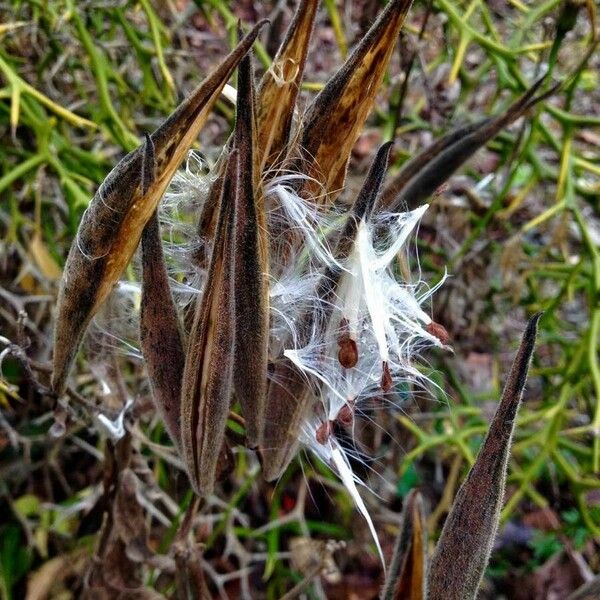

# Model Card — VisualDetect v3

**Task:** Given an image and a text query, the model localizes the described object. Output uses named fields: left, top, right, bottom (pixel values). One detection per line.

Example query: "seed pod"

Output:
left=260, top=143, right=393, bottom=481
left=257, top=0, right=319, bottom=171
left=380, top=490, right=427, bottom=600
left=51, top=20, right=268, bottom=396
left=139, top=134, right=185, bottom=449
left=299, top=0, right=412, bottom=201
left=427, top=314, right=541, bottom=600
left=194, top=0, right=318, bottom=265
left=231, top=42, right=270, bottom=449
left=180, top=151, right=239, bottom=497
left=380, top=77, right=556, bottom=211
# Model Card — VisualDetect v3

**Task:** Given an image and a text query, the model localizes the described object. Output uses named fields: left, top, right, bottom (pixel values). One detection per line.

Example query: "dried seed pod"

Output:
left=231, top=42, right=270, bottom=449
left=380, top=76, right=556, bottom=211
left=427, top=314, right=541, bottom=600
left=139, top=135, right=185, bottom=449
left=180, top=151, right=239, bottom=496
left=257, top=0, right=319, bottom=170
left=299, top=0, right=412, bottom=201
left=51, top=21, right=268, bottom=396
left=260, top=143, right=393, bottom=481
left=380, top=490, right=427, bottom=600
left=140, top=211, right=185, bottom=448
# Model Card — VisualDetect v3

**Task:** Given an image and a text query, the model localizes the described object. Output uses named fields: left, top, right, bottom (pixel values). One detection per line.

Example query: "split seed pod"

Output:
left=380, top=490, right=427, bottom=600
left=260, top=143, right=393, bottom=481
left=51, top=21, right=267, bottom=396
left=180, top=150, right=239, bottom=496
left=256, top=0, right=319, bottom=170
left=298, top=0, right=413, bottom=201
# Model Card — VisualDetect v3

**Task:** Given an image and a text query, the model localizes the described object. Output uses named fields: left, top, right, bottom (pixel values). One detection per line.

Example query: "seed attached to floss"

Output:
left=427, top=321, right=450, bottom=345
left=316, top=420, right=333, bottom=445
left=381, top=361, right=393, bottom=392
left=336, top=403, right=354, bottom=427
left=338, top=337, right=359, bottom=369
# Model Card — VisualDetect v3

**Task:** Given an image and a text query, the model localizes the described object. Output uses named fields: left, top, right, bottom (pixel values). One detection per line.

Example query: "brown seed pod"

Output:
left=51, top=21, right=268, bottom=396
left=257, top=0, right=319, bottom=171
left=180, top=150, right=239, bottom=496
left=299, top=0, right=413, bottom=202
left=427, top=314, right=541, bottom=599
left=230, top=45, right=270, bottom=449
left=380, top=76, right=557, bottom=211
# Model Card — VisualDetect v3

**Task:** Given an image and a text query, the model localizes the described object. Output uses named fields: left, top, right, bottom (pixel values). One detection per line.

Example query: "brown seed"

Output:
left=381, top=361, right=393, bottom=392
left=336, top=404, right=354, bottom=427
left=427, top=321, right=450, bottom=345
left=315, top=420, right=333, bottom=445
left=338, top=337, right=359, bottom=369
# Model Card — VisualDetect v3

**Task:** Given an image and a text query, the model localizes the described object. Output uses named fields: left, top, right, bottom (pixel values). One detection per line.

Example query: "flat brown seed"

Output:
left=336, top=404, right=354, bottom=427
left=381, top=361, right=393, bottom=392
left=338, top=337, right=359, bottom=369
left=315, top=420, right=333, bottom=445
left=426, top=321, right=450, bottom=346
